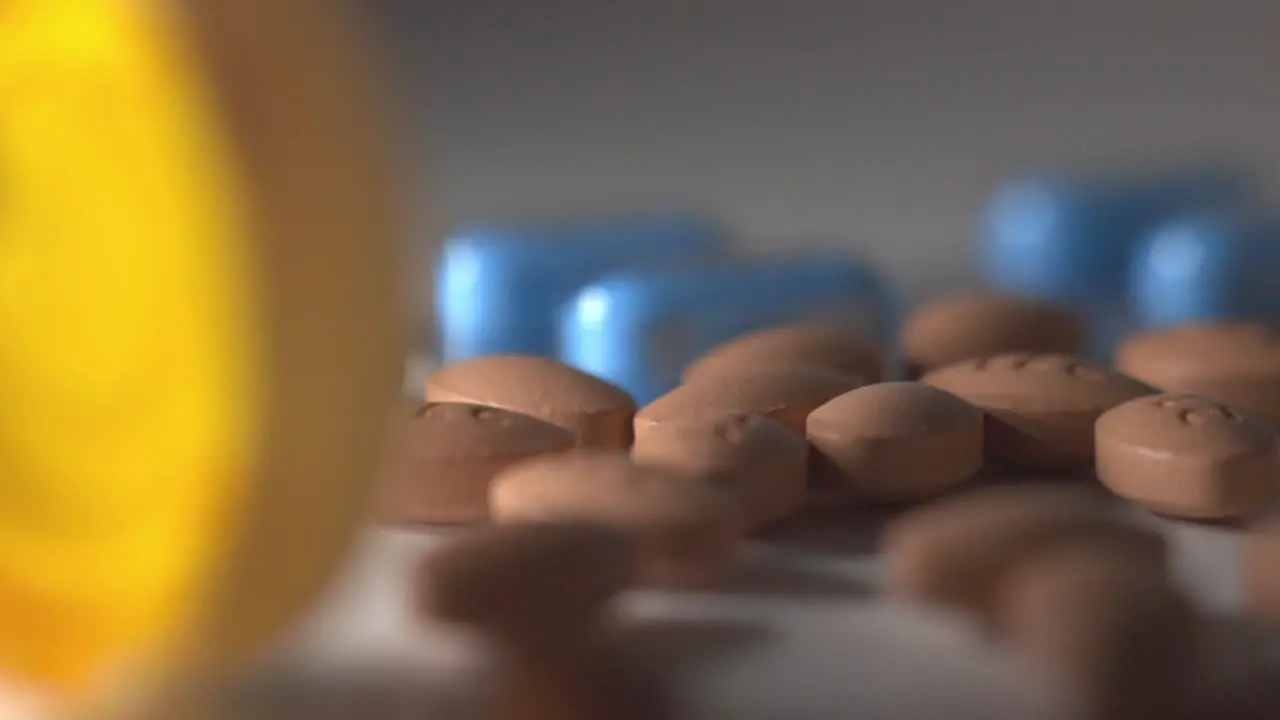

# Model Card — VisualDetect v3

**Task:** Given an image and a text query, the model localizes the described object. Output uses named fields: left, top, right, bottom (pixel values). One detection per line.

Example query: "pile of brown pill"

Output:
left=377, top=292, right=1280, bottom=720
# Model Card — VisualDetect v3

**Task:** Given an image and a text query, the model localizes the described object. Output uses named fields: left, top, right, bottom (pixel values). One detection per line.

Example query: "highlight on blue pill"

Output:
left=979, top=167, right=1249, bottom=304
left=435, top=213, right=724, bottom=363
left=559, top=251, right=893, bottom=404
left=1130, top=210, right=1280, bottom=328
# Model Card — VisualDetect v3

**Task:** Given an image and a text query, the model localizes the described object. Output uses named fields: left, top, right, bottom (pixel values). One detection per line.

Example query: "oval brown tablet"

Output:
left=807, top=382, right=983, bottom=504
left=900, top=292, right=1085, bottom=378
left=1243, top=516, right=1280, bottom=625
left=922, top=353, right=1153, bottom=470
left=681, top=322, right=882, bottom=385
left=489, top=451, right=740, bottom=589
left=417, top=521, right=639, bottom=647
left=425, top=355, right=637, bottom=448
left=1115, top=322, right=1280, bottom=424
left=881, top=484, right=1167, bottom=622
left=631, top=412, right=807, bottom=532
left=377, top=402, right=576, bottom=525
left=1095, top=394, right=1279, bottom=520
left=996, top=542, right=1201, bottom=720
left=634, top=365, right=864, bottom=443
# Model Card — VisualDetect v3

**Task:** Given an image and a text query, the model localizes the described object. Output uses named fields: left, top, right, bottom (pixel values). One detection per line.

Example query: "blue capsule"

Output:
left=1130, top=211, right=1280, bottom=328
left=979, top=168, right=1249, bottom=303
left=559, top=252, right=894, bottom=404
left=435, top=213, right=724, bottom=362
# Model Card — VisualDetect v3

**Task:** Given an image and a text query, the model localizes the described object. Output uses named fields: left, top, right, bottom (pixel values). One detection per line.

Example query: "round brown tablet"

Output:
left=634, top=365, right=864, bottom=443
left=489, top=451, right=740, bottom=589
left=922, top=353, right=1153, bottom=470
left=631, top=412, right=807, bottom=532
left=416, top=521, right=639, bottom=647
left=425, top=355, right=637, bottom=448
left=681, top=322, right=882, bottom=385
left=1095, top=394, right=1280, bottom=520
left=1244, top=516, right=1280, bottom=625
left=1115, top=322, right=1280, bottom=424
left=377, top=402, right=576, bottom=525
left=899, top=293, right=1085, bottom=378
left=881, top=484, right=1167, bottom=622
left=996, top=542, right=1200, bottom=720
left=806, top=382, right=983, bottom=503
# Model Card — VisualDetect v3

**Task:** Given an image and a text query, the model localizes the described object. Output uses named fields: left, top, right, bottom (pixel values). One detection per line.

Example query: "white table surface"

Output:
left=227, top=358, right=1278, bottom=719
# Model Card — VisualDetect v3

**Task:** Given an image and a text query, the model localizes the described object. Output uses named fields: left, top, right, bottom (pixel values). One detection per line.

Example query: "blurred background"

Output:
left=375, top=0, right=1280, bottom=330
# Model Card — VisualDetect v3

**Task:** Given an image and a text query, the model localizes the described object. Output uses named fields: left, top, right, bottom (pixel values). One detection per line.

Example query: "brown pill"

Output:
left=899, top=292, right=1085, bottom=378
left=489, top=451, right=740, bottom=589
left=681, top=322, right=882, bottom=385
left=631, top=412, right=808, bottom=532
left=417, top=521, right=639, bottom=647
left=425, top=355, right=637, bottom=448
left=1241, top=516, right=1280, bottom=625
left=1095, top=394, right=1279, bottom=520
left=1115, top=322, right=1280, bottom=424
left=996, top=542, right=1200, bottom=720
left=882, top=484, right=1167, bottom=623
left=806, top=382, right=984, bottom=504
left=922, top=352, right=1152, bottom=470
left=377, top=402, right=576, bottom=525
left=634, top=365, right=864, bottom=442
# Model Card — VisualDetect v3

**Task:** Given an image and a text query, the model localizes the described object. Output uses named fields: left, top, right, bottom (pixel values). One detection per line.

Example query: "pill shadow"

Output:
left=720, top=560, right=870, bottom=599
left=376, top=519, right=483, bottom=533
left=766, top=467, right=1121, bottom=558
left=488, top=643, right=677, bottom=720
left=972, top=467, right=1111, bottom=492
left=477, top=617, right=772, bottom=720
left=755, top=506, right=891, bottom=557
left=610, top=616, right=773, bottom=670
left=222, top=668, right=481, bottom=720
left=974, top=471, right=1267, bottom=536
left=1146, top=511, right=1249, bottom=531
left=1198, top=614, right=1279, bottom=680
left=1176, top=664, right=1280, bottom=720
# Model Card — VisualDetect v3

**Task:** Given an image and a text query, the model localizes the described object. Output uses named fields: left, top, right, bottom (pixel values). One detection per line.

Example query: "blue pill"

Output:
left=559, top=252, right=894, bottom=404
left=979, top=168, right=1249, bottom=303
left=435, top=213, right=723, bottom=362
left=1131, top=211, right=1280, bottom=328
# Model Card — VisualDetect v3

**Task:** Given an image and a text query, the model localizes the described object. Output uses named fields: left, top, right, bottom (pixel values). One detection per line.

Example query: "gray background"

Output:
left=373, top=0, right=1280, bottom=328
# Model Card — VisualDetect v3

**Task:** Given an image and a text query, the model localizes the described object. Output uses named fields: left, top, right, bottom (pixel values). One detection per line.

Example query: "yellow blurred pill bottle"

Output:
left=0, top=1, right=406, bottom=717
